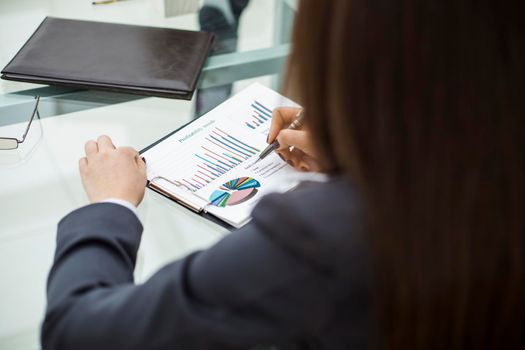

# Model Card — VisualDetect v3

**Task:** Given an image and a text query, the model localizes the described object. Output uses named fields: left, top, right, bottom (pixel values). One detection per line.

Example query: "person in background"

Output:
left=41, top=1, right=524, bottom=349
left=196, top=0, right=250, bottom=116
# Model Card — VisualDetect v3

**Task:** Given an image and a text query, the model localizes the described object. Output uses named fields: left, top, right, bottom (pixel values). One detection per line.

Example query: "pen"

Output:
left=256, top=109, right=304, bottom=163
left=92, top=0, right=131, bottom=5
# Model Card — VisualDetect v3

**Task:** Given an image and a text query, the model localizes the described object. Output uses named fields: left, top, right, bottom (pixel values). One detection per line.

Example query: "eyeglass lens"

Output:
left=0, top=138, right=19, bottom=150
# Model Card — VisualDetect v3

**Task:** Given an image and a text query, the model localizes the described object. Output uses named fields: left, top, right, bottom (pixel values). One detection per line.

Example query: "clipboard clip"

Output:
left=148, top=176, right=211, bottom=213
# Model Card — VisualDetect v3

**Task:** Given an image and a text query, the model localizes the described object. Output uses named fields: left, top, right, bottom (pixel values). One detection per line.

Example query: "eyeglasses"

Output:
left=0, top=96, right=41, bottom=150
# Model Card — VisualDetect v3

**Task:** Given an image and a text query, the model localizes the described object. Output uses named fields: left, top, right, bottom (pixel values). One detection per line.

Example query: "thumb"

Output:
left=276, top=129, right=317, bottom=157
left=137, top=156, right=147, bottom=177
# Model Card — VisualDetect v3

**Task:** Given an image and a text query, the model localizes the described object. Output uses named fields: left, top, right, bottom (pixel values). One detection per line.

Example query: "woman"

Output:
left=42, top=1, right=524, bottom=349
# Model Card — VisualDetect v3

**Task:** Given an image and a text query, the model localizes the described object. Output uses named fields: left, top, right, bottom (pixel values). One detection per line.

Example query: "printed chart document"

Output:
left=142, top=83, right=302, bottom=228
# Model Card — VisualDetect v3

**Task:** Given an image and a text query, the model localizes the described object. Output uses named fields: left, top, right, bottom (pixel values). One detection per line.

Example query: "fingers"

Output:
left=119, top=147, right=145, bottom=174
left=85, top=135, right=114, bottom=157
left=128, top=152, right=147, bottom=187
left=119, top=146, right=139, bottom=158
left=277, top=147, right=312, bottom=172
left=301, top=154, right=321, bottom=172
left=276, top=129, right=317, bottom=157
left=85, top=140, right=98, bottom=157
left=79, top=157, right=88, bottom=172
left=97, top=135, right=115, bottom=151
left=267, top=107, right=302, bottom=144
left=136, top=156, right=147, bottom=181
left=81, top=138, right=142, bottom=176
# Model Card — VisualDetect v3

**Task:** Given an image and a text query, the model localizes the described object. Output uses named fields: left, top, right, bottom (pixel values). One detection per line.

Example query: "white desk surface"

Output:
left=0, top=97, right=229, bottom=349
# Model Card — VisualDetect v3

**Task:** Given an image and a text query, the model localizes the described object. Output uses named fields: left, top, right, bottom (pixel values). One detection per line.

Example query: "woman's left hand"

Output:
left=79, top=135, right=147, bottom=206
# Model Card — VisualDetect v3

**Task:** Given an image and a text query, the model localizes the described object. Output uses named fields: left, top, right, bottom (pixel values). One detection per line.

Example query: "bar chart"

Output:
left=179, top=127, right=260, bottom=191
left=245, top=100, right=273, bottom=130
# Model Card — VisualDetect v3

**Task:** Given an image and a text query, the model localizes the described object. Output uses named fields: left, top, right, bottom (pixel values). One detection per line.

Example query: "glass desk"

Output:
left=0, top=1, right=295, bottom=348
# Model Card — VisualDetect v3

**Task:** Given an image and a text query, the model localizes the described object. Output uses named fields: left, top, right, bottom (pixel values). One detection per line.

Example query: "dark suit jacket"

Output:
left=41, top=177, right=373, bottom=349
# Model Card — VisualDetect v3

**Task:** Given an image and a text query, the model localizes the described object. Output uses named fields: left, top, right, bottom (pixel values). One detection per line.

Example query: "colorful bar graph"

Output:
left=179, top=127, right=262, bottom=192
left=244, top=100, right=273, bottom=131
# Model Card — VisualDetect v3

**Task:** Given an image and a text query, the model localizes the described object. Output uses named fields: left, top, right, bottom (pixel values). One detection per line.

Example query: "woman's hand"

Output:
left=267, top=107, right=320, bottom=172
left=79, top=135, right=147, bottom=207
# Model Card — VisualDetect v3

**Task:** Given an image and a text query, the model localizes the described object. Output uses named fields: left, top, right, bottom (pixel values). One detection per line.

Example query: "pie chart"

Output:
left=209, top=177, right=261, bottom=207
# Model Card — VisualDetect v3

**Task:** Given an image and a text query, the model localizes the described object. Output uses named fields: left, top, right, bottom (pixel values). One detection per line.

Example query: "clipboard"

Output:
left=138, top=82, right=305, bottom=230
left=140, top=115, right=236, bottom=230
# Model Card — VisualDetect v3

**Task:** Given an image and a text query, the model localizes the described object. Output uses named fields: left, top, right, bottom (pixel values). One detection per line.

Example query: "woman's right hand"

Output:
left=267, top=107, right=320, bottom=172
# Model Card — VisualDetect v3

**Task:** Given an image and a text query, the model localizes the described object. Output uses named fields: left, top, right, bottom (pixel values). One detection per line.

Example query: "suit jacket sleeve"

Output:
left=41, top=198, right=338, bottom=350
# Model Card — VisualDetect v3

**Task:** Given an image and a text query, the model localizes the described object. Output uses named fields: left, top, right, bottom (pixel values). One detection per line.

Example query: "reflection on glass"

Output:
left=195, top=0, right=250, bottom=116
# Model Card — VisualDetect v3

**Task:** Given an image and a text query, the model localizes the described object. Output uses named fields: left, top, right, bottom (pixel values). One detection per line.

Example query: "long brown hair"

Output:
left=286, top=1, right=524, bottom=348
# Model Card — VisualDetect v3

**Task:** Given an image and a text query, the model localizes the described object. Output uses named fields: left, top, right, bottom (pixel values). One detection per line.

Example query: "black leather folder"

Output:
left=1, top=17, right=214, bottom=99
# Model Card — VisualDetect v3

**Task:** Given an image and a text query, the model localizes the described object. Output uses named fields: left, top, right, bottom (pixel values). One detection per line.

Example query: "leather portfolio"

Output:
left=1, top=17, right=214, bottom=99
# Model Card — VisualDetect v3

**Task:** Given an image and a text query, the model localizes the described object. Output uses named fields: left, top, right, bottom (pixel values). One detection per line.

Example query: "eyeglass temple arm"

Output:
left=19, top=96, right=40, bottom=143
